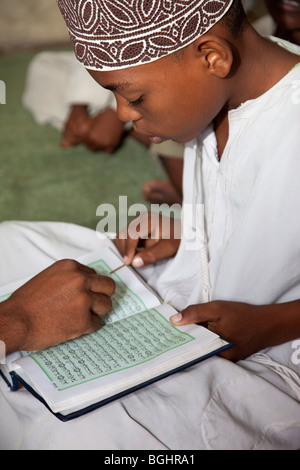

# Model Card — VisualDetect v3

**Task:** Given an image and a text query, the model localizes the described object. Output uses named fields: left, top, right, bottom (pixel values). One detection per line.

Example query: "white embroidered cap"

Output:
left=57, top=0, right=234, bottom=71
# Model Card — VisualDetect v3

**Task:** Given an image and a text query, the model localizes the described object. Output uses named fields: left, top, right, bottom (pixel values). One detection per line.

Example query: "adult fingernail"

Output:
left=123, top=255, right=130, bottom=265
left=132, top=256, right=144, bottom=268
left=170, top=313, right=182, bottom=324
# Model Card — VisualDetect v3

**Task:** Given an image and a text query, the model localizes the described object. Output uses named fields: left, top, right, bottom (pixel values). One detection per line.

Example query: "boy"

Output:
left=62, top=0, right=300, bottom=362
left=1, top=0, right=299, bottom=450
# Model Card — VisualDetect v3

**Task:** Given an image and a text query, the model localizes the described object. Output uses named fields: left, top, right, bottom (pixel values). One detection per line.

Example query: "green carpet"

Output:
left=0, top=50, right=165, bottom=231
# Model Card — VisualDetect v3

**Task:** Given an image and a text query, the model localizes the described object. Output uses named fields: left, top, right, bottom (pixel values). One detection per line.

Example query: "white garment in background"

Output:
left=22, top=51, right=116, bottom=130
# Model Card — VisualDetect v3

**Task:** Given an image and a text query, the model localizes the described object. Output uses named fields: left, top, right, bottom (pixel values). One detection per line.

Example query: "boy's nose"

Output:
left=115, top=95, right=142, bottom=123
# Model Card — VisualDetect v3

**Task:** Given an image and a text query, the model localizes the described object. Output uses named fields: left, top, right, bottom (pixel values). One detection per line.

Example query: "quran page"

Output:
left=14, top=303, right=227, bottom=416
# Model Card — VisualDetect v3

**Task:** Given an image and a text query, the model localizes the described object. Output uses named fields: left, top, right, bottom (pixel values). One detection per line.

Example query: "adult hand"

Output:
left=170, top=300, right=300, bottom=362
left=114, top=211, right=181, bottom=268
left=1, top=259, right=116, bottom=354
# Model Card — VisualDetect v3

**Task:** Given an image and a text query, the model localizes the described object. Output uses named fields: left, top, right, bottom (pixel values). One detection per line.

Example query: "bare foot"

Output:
left=143, top=180, right=182, bottom=205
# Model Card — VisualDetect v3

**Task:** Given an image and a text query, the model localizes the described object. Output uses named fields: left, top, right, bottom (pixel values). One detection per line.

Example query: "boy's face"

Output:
left=89, top=47, right=227, bottom=144
left=265, top=0, right=300, bottom=31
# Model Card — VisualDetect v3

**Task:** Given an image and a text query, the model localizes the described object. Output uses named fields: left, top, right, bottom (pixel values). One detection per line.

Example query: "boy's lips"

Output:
left=149, top=136, right=164, bottom=144
left=132, top=124, right=165, bottom=144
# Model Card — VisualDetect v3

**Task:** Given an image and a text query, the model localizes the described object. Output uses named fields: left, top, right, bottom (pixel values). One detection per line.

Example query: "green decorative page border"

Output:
left=30, top=307, right=195, bottom=392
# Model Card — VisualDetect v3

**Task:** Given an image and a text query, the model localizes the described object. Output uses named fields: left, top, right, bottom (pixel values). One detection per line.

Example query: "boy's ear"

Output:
left=193, top=35, right=233, bottom=78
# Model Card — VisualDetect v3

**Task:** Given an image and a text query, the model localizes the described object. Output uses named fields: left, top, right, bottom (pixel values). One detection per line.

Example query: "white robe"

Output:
left=22, top=51, right=116, bottom=131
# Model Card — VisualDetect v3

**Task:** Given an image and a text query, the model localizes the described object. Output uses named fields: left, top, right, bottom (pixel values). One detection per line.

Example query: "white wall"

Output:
left=0, top=0, right=267, bottom=53
left=0, top=0, right=69, bottom=52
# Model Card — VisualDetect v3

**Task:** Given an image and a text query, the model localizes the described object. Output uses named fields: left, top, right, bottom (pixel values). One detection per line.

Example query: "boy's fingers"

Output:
left=115, top=212, right=180, bottom=267
left=170, top=304, right=215, bottom=326
left=132, top=239, right=180, bottom=268
left=114, top=232, right=139, bottom=264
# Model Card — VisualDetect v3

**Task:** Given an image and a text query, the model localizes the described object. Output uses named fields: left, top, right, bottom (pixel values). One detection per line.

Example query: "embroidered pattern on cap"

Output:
left=57, top=0, right=233, bottom=71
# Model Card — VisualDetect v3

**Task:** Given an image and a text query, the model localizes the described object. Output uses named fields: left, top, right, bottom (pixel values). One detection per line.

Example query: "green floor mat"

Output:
left=0, top=50, right=165, bottom=231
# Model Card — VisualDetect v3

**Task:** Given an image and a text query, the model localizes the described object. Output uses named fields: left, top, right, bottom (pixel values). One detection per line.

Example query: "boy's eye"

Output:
left=128, top=96, right=144, bottom=107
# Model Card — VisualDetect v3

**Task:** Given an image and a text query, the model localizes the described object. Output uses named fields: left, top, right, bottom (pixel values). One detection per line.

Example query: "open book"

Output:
left=0, top=247, right=230, bottom=421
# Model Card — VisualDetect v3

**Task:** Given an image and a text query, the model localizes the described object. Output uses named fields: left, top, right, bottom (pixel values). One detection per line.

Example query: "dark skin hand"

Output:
left=114, top=211, right=181, bottom=268
left=170, top=300, right=300, bottom=362
left=115, top=212, right=300, bottom=362
left=0, top=259, right=116, bottom=355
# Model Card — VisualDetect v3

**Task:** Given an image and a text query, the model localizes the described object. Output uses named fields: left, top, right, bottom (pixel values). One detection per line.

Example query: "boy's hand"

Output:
left=170, top=301, right=291, bottom=362
left=114, top=211, right=181, bottom=268
left=2, top=259, right=116, bottom=354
